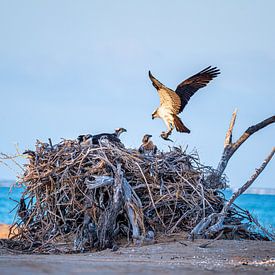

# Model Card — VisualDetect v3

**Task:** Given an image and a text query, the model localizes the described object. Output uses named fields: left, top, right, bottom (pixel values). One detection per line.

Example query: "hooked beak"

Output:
left=86, top=134, right=92, bottom=140
left=152, top=114, right=155, bottom=120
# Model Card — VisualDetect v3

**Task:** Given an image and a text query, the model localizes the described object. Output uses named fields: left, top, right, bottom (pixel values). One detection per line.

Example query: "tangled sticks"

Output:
left=4, top=137, right=267, bottom=253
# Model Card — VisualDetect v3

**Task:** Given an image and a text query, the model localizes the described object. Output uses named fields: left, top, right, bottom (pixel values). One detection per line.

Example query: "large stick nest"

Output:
left=3, top=139, right=266, bottom=253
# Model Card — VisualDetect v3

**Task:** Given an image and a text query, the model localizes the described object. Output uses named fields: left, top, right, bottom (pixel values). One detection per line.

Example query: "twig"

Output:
left=135, top=161, right=166, bottom=227
left=192, top=147, right=275, bottom=239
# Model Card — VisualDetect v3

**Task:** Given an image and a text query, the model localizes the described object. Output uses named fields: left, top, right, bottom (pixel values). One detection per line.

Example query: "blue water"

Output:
left=0, top=188, right=275, bottom=229
left=0, top=187, right=23, bottom=224
left=223, top=190, right=275, bottom=229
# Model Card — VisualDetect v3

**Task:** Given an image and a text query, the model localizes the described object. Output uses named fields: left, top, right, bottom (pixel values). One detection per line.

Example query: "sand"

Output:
left=0, top=237, right=274, bottom=274
left=0, top=224, right=10, bottom=239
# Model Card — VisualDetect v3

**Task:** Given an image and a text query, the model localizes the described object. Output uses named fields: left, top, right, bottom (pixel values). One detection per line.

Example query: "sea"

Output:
left=0, top=187, right=275, bottom=228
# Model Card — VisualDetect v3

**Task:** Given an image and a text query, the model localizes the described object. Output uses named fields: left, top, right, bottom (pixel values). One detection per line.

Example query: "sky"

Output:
left=0, top=1, right=274, bottom=189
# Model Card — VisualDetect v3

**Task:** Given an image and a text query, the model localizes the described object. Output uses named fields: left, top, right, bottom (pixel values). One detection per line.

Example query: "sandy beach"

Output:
left=0, top=224, right=10, bottom=239
left=0, top=238, right=274, bottom=274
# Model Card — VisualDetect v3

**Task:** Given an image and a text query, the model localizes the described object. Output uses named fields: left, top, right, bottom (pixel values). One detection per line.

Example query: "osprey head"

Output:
left=142, top=134, right=152, bottom=143
left=115, top=127, right=127, bottom=137
left=85, top=134, right=93, bottom=140
left=152, top=109, right=159, bottom=120
left=77, top=134, right=92, bottom=144
left=77, top=135, right=85, bottom=143
left=23, top=150, right=36, bottom=159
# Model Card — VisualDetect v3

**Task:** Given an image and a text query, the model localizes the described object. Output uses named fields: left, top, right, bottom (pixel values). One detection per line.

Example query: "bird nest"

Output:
left=3, top=139, right=266, bottom=253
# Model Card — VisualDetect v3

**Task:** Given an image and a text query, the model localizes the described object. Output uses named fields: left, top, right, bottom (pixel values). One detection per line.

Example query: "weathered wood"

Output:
left=83, top=166, right=145, bottom=249
left=224, top=109, right=237, bottom=147
left=97, top=165, right=124, bottom=249
left=217, top=112, right=275, bottom=176
left=85, top=175, right=114, bottom=189
left=3, top=128, right=273, bottom=254
left=245, top=211, right=275, bottom=241
left=191, top=147, right=275, bottom=239
left=222, top=147, right=275, bottom=214
left=122, top=178, right=145, bottom=241
left=190, top=213, right=218, bottom=237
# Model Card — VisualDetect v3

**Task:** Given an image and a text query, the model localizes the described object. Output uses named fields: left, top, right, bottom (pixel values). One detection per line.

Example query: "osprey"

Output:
left=149, top=66, right=220, bottom=140
left=138, top=134, right=157, bottom=155
left=78, top=128, right=127, bottom=146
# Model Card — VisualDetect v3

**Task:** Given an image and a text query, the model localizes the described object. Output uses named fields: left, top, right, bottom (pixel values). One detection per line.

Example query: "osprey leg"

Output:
left=160, top=129, right=173, bottom=141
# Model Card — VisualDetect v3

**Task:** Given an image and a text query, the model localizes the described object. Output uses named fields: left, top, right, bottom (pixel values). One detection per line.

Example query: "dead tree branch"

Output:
left=191, top=147, right=275, bottom=239
left=217, top=111, right=275, bottom=176
left=222, top=147, right=275, bottom=214
left=246, top=211, right=275, bottom=241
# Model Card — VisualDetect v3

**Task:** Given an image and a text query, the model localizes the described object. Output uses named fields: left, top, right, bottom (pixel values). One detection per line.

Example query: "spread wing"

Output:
left=175, top=66, right=220, bottom=113
left=148, top=71, right=181, bottom=113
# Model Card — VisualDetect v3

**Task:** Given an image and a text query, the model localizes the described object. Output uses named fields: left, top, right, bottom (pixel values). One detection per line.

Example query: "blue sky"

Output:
left=0, top=1, right=274, bottom=189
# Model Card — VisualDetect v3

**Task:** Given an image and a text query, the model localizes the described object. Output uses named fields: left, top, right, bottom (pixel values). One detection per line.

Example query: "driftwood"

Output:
left=1, top=112, right=274, bottom=253
left=191, top=110, right=275, bottom=241
left=217, top=110, right=275, bottom=176
left=0, top=140, right=269, bottom=254
left=1, top=140, right=225, bottom=253
left=191, top=148, right=274, bottom=240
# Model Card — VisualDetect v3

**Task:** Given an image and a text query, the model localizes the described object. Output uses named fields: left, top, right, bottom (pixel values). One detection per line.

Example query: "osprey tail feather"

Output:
left=173, top=115, right=190, bottom=133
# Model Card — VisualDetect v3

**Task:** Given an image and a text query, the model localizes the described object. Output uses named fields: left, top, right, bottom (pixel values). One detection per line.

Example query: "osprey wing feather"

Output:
left=149, top=71, right=181, bottom=113
left=149, top=66, right=220, bottom=140
left=175, top=66, right=220, bottom=113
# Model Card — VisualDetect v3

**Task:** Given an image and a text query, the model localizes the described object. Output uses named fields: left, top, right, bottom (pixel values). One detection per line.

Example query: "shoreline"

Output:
left=0, top=239, right=274, bottom=274
left=1, top=223, right=274, bottom=273
left=0, top=224, right=10, bottom=239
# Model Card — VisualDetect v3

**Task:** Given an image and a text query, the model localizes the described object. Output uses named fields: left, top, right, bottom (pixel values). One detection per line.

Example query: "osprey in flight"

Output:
left=149, top=66, right=220, bottom=140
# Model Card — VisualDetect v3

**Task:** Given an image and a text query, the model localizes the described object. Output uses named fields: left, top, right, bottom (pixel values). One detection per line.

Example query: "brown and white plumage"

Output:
left=150, top=66, right=220, bottom=139
left=138, top=134, right=157, bottom=155
left=78, top=128, right=127, bottom=146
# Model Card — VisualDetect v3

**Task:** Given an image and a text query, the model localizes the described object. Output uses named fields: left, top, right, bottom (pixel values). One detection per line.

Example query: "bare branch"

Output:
left=246, top=212, right=275, bottom=241
left=232, top=116, right=275, bottom=152
left=224, top=109, right=237, bottom=147
left=222, top=147, right=275, bottom=214
left=216, top=112, right=275, bottom=176
left=192, top=147, right=275, bottom=239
